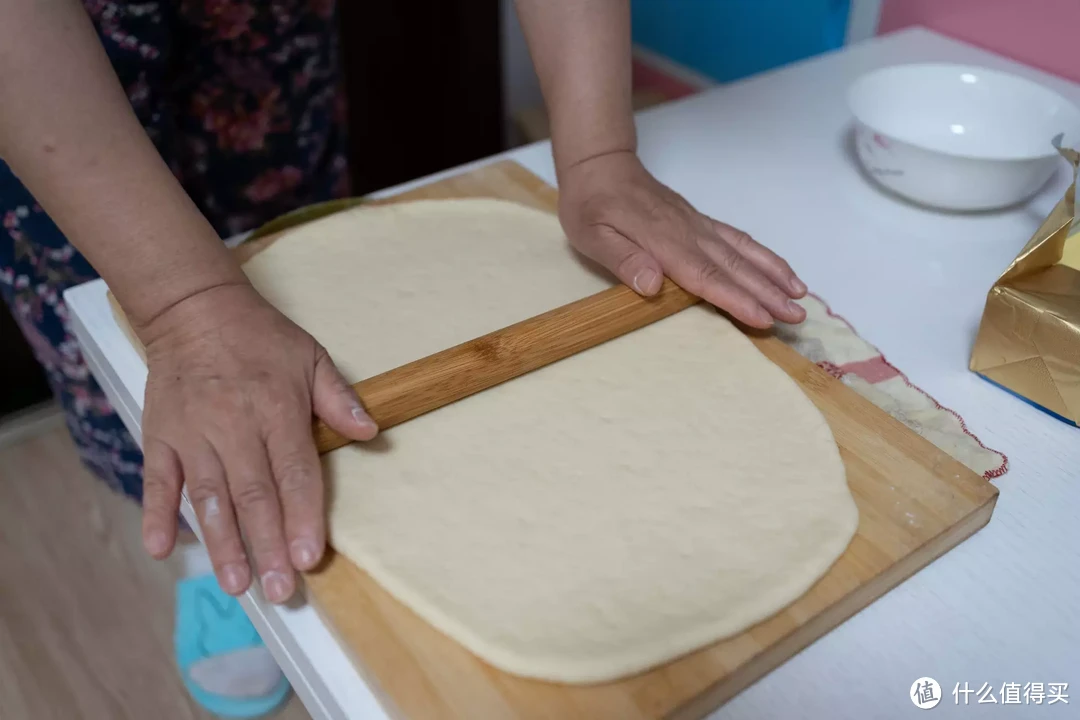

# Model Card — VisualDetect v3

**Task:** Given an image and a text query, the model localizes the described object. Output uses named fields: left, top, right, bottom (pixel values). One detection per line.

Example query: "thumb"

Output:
left=312, top=346, right=379, bottom=442
left=574, top=225, right=663, bottom=296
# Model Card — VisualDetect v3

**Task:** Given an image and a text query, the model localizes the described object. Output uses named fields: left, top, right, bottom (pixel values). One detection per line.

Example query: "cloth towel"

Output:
left=776, top=295, right=1007, bottom=480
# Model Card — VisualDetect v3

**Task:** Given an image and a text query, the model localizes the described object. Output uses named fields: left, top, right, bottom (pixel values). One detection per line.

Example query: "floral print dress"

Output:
left=0, top=0, right=350, bottom=501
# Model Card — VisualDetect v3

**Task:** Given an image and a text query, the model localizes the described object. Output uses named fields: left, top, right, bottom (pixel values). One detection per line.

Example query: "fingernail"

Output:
left=757, top=309, right=774, bottom=327
left=261, top=571, right=292, bottom=603
left=221, top=563, right=249, bottom=594
left=145, top=530, right=169, bottom=556
left=291, top=538, right=320, bottom=568
left=791, top=277, right=807, bottom=295
left=788, top=299, right=804, bottom=315
left=351, top=405, right=378, bottom=432
left=632, top=268, right=661, bottom=295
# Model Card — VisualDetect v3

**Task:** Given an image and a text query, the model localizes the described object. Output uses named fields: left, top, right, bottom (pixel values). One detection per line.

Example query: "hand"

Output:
left=558, top=151, right=807, bottom=328
left=138, top=283, right=378, bottom=603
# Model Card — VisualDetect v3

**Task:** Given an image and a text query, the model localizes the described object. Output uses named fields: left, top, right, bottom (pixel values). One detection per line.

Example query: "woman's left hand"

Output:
left=557, top=150, right=807, bottom=328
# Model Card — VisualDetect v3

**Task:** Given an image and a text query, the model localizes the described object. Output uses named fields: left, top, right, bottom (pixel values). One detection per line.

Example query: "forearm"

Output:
left=514, top=0, right=636, bottom=178
left=0, top=0, right=244, bottom=333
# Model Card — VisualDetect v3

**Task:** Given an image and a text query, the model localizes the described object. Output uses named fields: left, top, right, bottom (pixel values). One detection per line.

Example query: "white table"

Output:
left=66, top=27, right=1079, bottom=720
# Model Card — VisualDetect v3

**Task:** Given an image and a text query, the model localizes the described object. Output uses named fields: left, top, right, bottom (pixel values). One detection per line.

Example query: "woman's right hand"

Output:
left=137, top=282, right=378, bottom=603
left=0, top=0, right=375, bottom=602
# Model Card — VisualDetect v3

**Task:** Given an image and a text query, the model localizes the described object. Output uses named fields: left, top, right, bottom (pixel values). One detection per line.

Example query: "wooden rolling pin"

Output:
left=314, top=279, right=699, bottom=454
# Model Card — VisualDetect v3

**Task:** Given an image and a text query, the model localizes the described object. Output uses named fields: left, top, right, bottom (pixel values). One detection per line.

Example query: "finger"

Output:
left=713, top=221, right=807, bottom=298
left=653, top=242, right=774, bottom=328
left=697, top=235, right=806, bottom=324
left=312, top=346, right=378, bottom=441
left=217, top=432, right=295, bottom=604
left=142, top=436, right=183, bottom=559
left=572, top=225, right=664, bottom=296
left=182, top=438, right=251, bottom=595
left=265, top=415, right=325, bottom=572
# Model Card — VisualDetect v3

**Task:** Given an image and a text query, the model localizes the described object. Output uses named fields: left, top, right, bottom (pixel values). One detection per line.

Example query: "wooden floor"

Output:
left=0, top=422, right=311, bottom=720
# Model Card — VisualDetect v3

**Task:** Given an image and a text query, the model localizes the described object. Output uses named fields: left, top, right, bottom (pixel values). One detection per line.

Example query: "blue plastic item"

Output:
left=631, top=0, right=852, bottom=83
left=175, top=574, right=292, bottom=718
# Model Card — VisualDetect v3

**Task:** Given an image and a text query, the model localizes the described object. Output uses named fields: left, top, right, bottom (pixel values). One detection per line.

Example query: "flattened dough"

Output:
left=242, top=198, right=859, bottom=684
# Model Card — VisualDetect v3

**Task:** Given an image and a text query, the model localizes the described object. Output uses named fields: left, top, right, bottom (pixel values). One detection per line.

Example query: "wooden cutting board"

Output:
left=113, top=160, right=999, bottom=719
left=291, top=161, right=998, bottom=719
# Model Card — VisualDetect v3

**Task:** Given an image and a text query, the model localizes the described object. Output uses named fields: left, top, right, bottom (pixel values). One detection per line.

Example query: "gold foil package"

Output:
left=970, top=140, right=1080, bottom=426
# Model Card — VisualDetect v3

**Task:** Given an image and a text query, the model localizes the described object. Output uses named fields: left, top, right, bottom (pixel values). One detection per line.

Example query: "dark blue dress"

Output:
left=0, top=0, right=349, bottom=501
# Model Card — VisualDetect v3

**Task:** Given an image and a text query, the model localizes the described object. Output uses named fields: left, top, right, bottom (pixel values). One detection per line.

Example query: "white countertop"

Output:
left=66, top=28, right=1079, bottom=720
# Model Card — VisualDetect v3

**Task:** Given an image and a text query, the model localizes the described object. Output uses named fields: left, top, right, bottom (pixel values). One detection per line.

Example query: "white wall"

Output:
left=500, top=0, right=543, bottom=146
left=497, top=0, right=879, bottom=147
left=846, top=0, right=884, bottom=44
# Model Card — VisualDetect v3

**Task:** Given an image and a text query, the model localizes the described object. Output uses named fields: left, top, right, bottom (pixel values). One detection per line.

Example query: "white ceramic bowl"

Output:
left=847, top=63, right=1080, bottom=211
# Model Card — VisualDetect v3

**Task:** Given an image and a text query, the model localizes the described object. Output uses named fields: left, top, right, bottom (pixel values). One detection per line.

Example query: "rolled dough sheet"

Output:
left=242, top=198, right=859, bottom=684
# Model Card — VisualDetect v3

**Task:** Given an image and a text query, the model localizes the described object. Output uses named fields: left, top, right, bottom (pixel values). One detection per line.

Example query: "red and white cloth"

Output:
left=775, top=295, right=1008, bottom=480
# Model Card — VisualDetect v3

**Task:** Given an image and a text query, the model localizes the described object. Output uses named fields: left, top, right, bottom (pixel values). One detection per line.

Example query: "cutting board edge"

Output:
left=667, top=488, right=998, bottom=720
left=300, top=488, right=1000, bottom=720
left=301, top=577, right=413, bottom=720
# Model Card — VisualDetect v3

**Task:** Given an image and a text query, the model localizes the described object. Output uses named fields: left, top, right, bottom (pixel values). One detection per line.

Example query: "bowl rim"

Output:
left=847, top=62, right=1080, bottom=162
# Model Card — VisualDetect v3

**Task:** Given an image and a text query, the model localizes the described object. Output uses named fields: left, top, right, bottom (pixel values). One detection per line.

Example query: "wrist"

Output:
left=556, top=147, right=644, bottom=194
left=550, top=110, right=637, bottom=181
left=558, top=146, right=638, bottom=176
left=135, top=279, right=260, bottom=349
left=553, top=137, right=637, bottom=182
left=118, top=244, right=251, bottom=341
